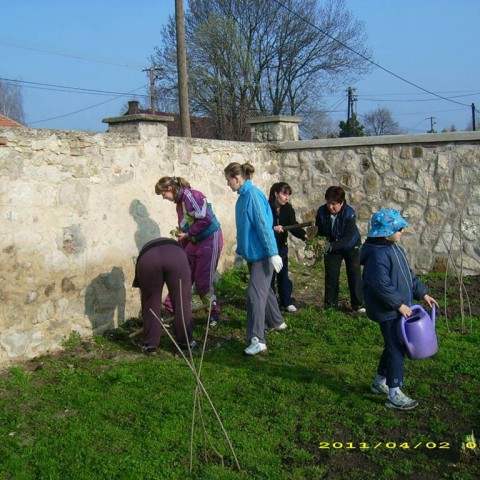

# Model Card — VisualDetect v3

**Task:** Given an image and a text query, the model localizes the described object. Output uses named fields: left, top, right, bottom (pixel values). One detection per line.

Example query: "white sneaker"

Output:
left=244, top=337, right=267, bottom=355
left=357, top=307, right=366, bottom=314
left=268, top=321, right=288, bottom=332
left=286, top=305, right=297, bottom=313
left=385, top=390, right=418, bottom=410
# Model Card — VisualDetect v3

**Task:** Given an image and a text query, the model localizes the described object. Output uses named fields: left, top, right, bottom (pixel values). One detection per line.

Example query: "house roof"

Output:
left=0, top=114, right=24, bottom=128
left=123, top=101, right=249, bottom=140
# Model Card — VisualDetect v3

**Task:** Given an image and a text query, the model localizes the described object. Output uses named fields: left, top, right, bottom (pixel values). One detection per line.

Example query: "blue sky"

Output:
left=1, top=0, right=478, bottom=134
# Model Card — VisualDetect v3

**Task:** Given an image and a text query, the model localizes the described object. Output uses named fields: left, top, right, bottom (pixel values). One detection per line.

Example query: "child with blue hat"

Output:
left=360, top=209, right=438, bottom=410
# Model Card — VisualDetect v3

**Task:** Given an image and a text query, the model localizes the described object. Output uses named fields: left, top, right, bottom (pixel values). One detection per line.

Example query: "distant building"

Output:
left=124, top=101, right=249, bottom=141
left=0, top=114, right=24, bottom=128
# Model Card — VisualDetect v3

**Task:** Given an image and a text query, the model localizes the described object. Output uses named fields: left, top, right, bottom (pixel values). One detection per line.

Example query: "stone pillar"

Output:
left=102, top=113, right=174, bottom=139
left=246, top=115, right=302, bottom=142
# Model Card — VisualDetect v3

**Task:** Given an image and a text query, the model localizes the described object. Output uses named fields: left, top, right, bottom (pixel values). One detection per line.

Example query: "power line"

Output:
left=0, top=77, right=149, bottom=99
left=271, top=0, right=473, bottom=109
left=28, top=85, right=148, bottom=125
left=0, top=36, right=144, bottom=69
left=357, top=94, right=480, bottom=103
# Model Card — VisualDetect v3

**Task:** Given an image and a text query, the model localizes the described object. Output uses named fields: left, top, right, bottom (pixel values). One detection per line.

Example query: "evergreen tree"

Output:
left=339, top=114, right=364, bottom=137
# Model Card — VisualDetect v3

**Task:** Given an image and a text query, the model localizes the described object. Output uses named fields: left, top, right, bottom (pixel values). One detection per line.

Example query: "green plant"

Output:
left=304, top=236, right=328, bottom=264
left=62, top=331, right=82, bottom=347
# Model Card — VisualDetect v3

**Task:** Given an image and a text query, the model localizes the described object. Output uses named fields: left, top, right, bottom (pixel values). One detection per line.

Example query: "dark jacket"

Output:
left=315, top=203, right=361, bottom=253
left=359, top=237, right=428, bottom=322
left=270, top=200, right=307, bottom=250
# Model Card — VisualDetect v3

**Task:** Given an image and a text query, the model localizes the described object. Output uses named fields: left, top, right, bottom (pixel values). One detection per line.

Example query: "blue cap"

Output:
left=367, top=209, right=410, bottom=237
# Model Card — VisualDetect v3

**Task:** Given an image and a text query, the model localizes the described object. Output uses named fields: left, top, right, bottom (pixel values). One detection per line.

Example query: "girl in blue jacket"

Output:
left=224, top=162, right=287, bottom=355
left=360, top=209, right=438, bottom=410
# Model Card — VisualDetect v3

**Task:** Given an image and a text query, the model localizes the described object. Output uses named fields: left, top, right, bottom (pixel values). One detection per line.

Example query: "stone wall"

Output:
left=1, top=119, right=479, bottom=364
left=276, top=132, right=480, bottom=275
left=0, top=122, right=276, bottom=364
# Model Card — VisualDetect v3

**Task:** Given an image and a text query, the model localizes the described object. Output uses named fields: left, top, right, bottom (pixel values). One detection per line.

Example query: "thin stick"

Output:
left=129, top=303, right=210, bottom=338
left=150, top=309, right=241, bottom=471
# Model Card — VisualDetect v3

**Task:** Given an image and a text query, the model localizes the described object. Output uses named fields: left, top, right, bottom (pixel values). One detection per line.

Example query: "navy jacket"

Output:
left=360, top=237, right=428, bottom=322
left=315, top=203, right=361, bottom=253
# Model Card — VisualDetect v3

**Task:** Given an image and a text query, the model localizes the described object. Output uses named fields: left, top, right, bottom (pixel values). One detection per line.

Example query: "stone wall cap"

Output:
left=246, top=115, right=302, bottom=125
left=102, top=114, right=175, bottom=125
left=278, top=130, right=480, bottom=150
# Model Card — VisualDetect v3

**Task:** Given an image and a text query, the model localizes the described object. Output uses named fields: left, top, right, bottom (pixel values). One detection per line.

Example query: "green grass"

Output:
left=0, top=269, right=479, bottom=479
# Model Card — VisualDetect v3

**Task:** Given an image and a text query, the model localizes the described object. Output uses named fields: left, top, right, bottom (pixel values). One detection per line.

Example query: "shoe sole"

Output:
left=267, top=327, right=287, bottom=333
left=385, top=400, right=418, bottom=410
left=244, top=346, right=267, bottom=355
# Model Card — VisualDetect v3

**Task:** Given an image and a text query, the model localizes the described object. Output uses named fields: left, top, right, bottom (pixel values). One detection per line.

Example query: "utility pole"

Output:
left=347, top=87, right=354, bottom=125
left=345, top=87, right=358, bottom=136
left=175, top=0, right=191, bottom=137
left=426, top=116, right=436, bottom=133
left=472, top=103, right=476, bottom=131
left=142, top=66, right=163, bottom=114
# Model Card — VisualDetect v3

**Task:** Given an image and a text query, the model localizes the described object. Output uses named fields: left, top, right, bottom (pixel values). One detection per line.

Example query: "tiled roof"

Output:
left=0, top=114, right=24, bottom=128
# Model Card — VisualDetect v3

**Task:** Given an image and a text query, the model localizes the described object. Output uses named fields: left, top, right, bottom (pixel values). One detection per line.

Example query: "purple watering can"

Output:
left=398, top=305, right=438, bottom=360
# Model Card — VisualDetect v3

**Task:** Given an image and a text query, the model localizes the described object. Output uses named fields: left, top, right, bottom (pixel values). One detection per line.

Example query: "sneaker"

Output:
left=286, top=305, right=297, bottom=313
left=385, top=391, right=418, bottom=410
left=210, top=315, right=221, bottom=327
left=244, top=337, right=267, bottom=355
left=179, top=340, right=198, bottom=351
left=356, top=307, right=366, bottom=314
left=267, top=321, right=288, bottom=333
left=141, top=345, right=157, bottom=356
left=371, top=380, right=389, bottom=395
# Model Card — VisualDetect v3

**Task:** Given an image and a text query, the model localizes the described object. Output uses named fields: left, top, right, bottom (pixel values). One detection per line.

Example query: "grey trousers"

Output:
left=246, top=258, right=285, bottom=343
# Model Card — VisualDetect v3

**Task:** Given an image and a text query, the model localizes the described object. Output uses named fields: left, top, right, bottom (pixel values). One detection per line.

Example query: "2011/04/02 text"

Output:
left=318, top=442, right=456, bottom=450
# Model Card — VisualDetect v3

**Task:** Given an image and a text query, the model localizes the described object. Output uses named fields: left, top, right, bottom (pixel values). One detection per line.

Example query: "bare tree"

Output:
left=0, top=79, right=25, bottom=124
left=363, top=107, right=403, bottom=136
left=300, top=108, right=338, bottom=139
left=152, top=0, right=372, bottom=139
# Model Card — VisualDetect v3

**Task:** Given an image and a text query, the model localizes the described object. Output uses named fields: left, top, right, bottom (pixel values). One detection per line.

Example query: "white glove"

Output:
left=270, top=255, right=283, bottom=273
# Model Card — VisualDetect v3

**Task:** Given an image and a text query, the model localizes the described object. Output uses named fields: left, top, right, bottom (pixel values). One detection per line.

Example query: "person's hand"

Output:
left=423, top=294, right=439, bottom=308
left=176, top=232, right=189, bottom=242
left=398, top=304, right=412, bottom=317
left=270, top=255, right=283, bottom=273
left=322, top=241, right=331, bottom=254
left=273, top=225, right=284, bottom=233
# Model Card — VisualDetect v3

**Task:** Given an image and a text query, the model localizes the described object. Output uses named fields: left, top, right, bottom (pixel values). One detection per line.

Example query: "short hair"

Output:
left=325, top=186, right=345, bottom=204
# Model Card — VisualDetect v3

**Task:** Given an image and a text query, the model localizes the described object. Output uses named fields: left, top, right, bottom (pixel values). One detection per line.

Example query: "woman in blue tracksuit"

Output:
left=360, top=209, right=438, bottom=410
left=224, top=162, right=287, bottom=356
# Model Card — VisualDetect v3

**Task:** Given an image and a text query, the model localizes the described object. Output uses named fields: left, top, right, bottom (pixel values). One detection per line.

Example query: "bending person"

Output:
left=133, top=237, right=195, bottom=355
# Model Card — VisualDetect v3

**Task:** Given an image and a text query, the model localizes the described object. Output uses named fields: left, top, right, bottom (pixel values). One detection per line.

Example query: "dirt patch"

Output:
left=288, top=262, right=480, bottom=321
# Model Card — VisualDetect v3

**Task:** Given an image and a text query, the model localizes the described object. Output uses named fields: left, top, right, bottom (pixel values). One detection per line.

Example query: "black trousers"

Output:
left=271, top=247, right=293, bottom=308
left=324, top=246, right=363, bottom=310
